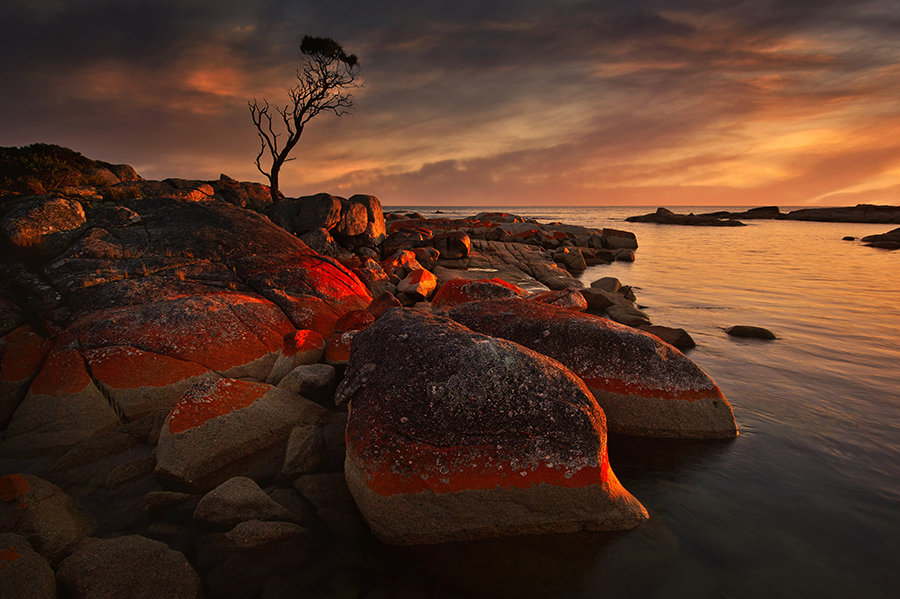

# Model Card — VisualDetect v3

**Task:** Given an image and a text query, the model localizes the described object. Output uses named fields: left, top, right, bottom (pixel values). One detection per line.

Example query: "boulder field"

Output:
left=0, top=145, right=742, bottom=596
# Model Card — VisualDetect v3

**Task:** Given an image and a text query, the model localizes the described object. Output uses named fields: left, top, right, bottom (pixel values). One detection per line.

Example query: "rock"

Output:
left=366, top=292, right=403, bottom=318
left=397, top=269, right=438, bottom=300
left=783, top=204, right=900, bottom=224
left=842, top=236, right=856, bottom=241
left=529, top=288, right=589, bottom=311
left=0, top=326, right=52, bottom=429
left=431, top=278, right=525, bottom=311
left=154, top=378, right=327, bottom=491
left=604, top=303, right=652, bottom=327
left=196, top=520, right=315, bottom=599
left=337, top=199, right=369, bottom=237
left=292, top=473, right=368, bottom=539
left=282, top=425, right=329, bottom=477
left=267, top=193, right=342, bottom=234
left=861, top=227, right=900, bottom=249
left=0, top=533, right=56, bottom=598
left=614, top=248, right=636, bottom=262
left=431, top=231, right=471, bottom=259
left=449, top=299, right=737, bottom=439
left=553, top=247, right=587, bottom=272
left=590, top=277, right=622, bottom=292
left=725, top=325, right=777, bottom=340
left=0, top=196, right=86, bottom=261
left=333, top=309, right=375, bottom=333
left=625, top=208, right=746, bottom=227
left=382, top=230, right=428, bottom=257
left=325, top=330, right=357, bottom=366
left=474, top=212, right=524, bottom=223
left=348, top=194, right=386, bottom=245
left=210, top=175, right=272, bottom=212
left=1, top=344, right=121, bottom=458
left=265, top=329, right=327, bottom=385
left=639, top=325, right=696, bottom=351
left=0, top=474, right=93, bottom=565
left=335, top=309, right=647, bottom=544
left=412, top=246, right=440, bottom=270
left=298, top=227, right=335, bottom=255
left=56, top=535, right=201, bottom=599
left=276, top=363, right=335, bottom=405
left=601, top=228, right=639, bottom=249
left=194, top=477, right=295, bottom=528
left=381, top=249, right=422, bottom=280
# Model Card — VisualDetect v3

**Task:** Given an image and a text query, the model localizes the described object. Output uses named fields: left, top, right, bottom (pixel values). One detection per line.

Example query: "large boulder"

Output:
left=0, top=326, right=52, bottom=428
left=154, top=378, right=326, bottom=491
left=0, top=196, right=86, bottom=260
left=431, top=278, right=525, bottom=311
left=334, top=309, right=648, bottom=544
left=348, top=194, right=386, bottom=245
left=449, top=299, right=737, bottom=439
left=56, top=535, right=201, bottom=598
left=267, top=192, right=342, bottom=234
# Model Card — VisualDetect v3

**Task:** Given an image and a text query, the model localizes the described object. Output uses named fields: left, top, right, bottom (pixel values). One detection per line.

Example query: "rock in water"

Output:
left=449, top=299, right=737, bottom=439
left=335, top=308, right=647, bottom=544
left=725, top=325, right=777, bottom=340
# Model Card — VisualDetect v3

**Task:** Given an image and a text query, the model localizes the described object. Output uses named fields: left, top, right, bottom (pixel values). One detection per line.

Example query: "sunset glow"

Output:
left=2, top=0, right=899, bottom=205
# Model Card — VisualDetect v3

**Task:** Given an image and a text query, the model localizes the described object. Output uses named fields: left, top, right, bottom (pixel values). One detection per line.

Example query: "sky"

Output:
left=1, top=0, right=899, bottom=206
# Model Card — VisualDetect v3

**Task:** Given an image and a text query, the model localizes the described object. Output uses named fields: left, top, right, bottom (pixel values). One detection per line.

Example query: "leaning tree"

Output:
left=249, top=36, right=359, bottom=204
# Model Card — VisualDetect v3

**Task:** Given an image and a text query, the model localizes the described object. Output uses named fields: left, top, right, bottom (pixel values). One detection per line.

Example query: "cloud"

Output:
left=1, top=0, right=898, bottom=205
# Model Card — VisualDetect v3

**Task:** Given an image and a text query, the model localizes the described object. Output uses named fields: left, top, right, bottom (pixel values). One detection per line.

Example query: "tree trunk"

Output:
left=268, top=165, right=281, bottom=204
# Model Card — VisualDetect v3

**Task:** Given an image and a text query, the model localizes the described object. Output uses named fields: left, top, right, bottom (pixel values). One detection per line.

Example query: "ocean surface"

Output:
left=384, top=206, right=900, bottom=599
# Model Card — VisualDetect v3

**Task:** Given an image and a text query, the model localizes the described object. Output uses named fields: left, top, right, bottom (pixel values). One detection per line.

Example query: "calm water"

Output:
left=386, top=206, right=900, bottom=598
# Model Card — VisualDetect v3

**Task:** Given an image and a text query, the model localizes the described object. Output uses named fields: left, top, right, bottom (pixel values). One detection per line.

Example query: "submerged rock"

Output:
left=335, top=308, right=647, bottom=544
left=725, top=325, right=777, bottom=340
left=449, top=299, right=737, bottom=439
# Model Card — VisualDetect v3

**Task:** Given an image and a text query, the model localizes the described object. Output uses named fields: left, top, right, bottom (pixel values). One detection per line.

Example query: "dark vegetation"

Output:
left=0, top=143, right=131, bottom=197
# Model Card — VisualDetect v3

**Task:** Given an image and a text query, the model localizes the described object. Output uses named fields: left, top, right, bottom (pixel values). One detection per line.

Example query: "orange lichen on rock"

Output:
left=360, top=442, right=611, bottom=496
left=0, top=326, right=51, bottom=383
left=167, top=379, right=270, bottom=434
left=325, top=331, right=357, bottom=364
left=282, top=329, right=326, bottom=357
left=333, top=310, right=375, bottom=333
left=85, top=346, right=208, bottom=389
left=29, top=346, right=92, bottom=396
left=431, top=278, right=524, bottom=310
left=0, top=547, right=22, bottom=569
left=0, top=473, right=31, bottom=506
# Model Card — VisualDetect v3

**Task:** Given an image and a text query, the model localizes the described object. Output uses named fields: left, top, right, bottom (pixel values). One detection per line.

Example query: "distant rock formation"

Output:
left=860, top=227, right=900, bottom=250
left=625, top=207, right=746, bottom=226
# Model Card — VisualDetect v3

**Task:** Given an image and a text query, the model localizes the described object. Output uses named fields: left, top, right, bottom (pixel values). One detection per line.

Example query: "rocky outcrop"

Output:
left=267, top=192, right=387, bottom=252
left=783, top=204, right=900, bottom=224
left=626, top=207, right=746, bottom=226
left=860, top=227, right=900, bottom=250
left=335, top=309, right=648, bottom=544
left=449, top=299, right=737, bottom=439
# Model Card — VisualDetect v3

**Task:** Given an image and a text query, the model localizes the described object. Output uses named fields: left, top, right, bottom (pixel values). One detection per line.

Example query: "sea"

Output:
left=382, top=206, right=900, bottom=599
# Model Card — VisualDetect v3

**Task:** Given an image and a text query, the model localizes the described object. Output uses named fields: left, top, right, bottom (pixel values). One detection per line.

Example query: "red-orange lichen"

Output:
left=333, top=310, right=375, bottom=333
left=0, top=326, right=51, bottom=383
left=85, top=346, right=208, bottom=389
left=167, top=379, right=269, bottom=434
left=0, top=547, right=22, bottom=570
left=431, top=279, right=524, bottom=309
left=282, top=329, right=326, bottom=356
left=29, top=347, right=92, bottom=396
left=582, top=376, right=723, bottom=402
left=0, top=474, right=30, bottom=505
left=357, top=441, right=611, bottom=496
left=325, top=331, right=356, bottom=363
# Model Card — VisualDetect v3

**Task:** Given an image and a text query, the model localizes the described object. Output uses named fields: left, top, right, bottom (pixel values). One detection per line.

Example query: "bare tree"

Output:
left=249, top=36, right=360, bottom=204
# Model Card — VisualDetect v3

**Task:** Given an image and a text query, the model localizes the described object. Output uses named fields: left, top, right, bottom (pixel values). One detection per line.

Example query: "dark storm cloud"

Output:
left=1, top=0, right=898, bottom=204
